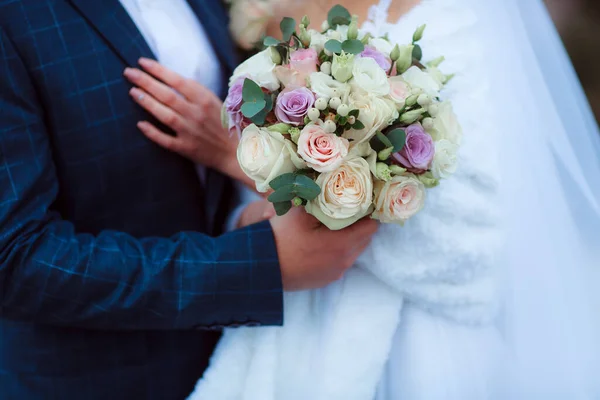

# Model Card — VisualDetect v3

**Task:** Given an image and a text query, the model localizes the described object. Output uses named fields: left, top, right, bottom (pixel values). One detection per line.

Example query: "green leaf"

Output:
left=263, top=36, right=280, bottom=46
left=242, top=78, right=264, bottom=102
left=341, top=39, right=364, bottom=55
left=273, top=201, right=293, bottom=216
left=268, top=185, right=297, bottom=202
left=387, top=128, right=407, bottom=152
left=269, top=173, right=296, bottom=191
left=327, top=4, right=351, bottom=28
left=348, top=109, right=360, bottom=118
left=241, top=101, right=265, bottom=118
left=324, top=39, right=343, bottom=54
left=338, top=116, right=347, bottom=125
left=280, top=17, right=296, bottom=42
left=376, top=131, right=393, bottom=148
left=352, top=120, right=365, bottom=130
left=412, top=44, right=423, bottom=61
left=251, top=93, right=273, bottom=125
left=294, top=175, right=321, bottom=201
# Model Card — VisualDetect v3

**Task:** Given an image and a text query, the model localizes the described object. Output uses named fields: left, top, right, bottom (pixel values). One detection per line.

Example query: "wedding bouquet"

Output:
left=223, top=5, right=461, bottom=230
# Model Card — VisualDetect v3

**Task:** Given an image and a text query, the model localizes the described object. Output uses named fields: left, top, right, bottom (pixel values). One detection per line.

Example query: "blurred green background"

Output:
left=545, top=0, right=600, bottom=122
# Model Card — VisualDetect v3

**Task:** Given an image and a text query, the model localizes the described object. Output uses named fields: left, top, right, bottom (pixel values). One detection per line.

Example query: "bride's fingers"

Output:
left=124, top=67, right=193, bottom=116
left=138, top=57, right=199, bottom=101
left=129, top=87, right=186, bottom=132
left=137, top=121, right=184, bottom=153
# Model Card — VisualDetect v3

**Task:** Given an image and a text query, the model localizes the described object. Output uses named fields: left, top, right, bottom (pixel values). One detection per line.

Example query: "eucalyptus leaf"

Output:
left=242, top=78, right=263, bottom=102
left=273, top=201, right=292, bottom=216
left=294, top=175, right=321, bottom=201
left=268, top=185, right=297, bottom=202
left=376, top=131, right=393, bottom=148
left=327, top=4, right=351, bottom=28
left=324, top=39, right=343, bottom=54
left=387, top=128, right=407, bottom=152
left=280, top=17, right=296, bottom=42
left=241, top=101, right=265, bottom=118
left=412, top=44, right=423, bottom=61
left=269, top=173, right=296, bottom=191
left=341, top=39, right=364, bottom=55
left=263, top=36, right=280, bottom=46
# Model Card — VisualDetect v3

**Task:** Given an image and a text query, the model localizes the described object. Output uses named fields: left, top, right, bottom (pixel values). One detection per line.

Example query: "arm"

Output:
left=0, top=28, right=282, bottom=330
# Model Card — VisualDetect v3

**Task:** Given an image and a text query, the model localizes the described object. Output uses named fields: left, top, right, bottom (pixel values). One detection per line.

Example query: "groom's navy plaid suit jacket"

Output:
left=0, top=1, right=283, bottom=398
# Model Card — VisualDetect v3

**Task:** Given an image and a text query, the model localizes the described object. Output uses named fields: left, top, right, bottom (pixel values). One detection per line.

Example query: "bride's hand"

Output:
left=124, top=58, right=253, bottom=188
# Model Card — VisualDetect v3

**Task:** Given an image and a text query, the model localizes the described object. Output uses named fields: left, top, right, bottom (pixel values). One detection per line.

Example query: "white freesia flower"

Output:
left=431, top=139, right=459, bottom=179
left=230, top=49, right=280, bottom=91
left=429, top=101, right=463, bottom=145
left=306, top=156, right=374, bottom=230
left=373, top=175, right=426, bottom=224
left=237, top=124, right=305, bottom=192
left=309, top=72, right=351, bottom=102
left=369, top=37, right=394, bottom=54
left=351, top=57, right=390, bottom=96
left=402, top=66, right=442, bottom=97
left=345, top=92, right=399, bottom=144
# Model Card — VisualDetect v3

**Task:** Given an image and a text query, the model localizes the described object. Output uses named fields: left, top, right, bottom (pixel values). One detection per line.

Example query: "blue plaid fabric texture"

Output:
left=0, top=0, right=283, bottom=398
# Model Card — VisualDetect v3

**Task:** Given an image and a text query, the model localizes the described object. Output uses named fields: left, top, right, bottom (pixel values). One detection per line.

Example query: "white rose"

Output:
left=228, top=0, right=273, bottom=51
left=351, top=57, right=390, bottom=96
left=402, top=66, right=442, bottom=97
left=230, top=49, right=280, bottom=91
left=345, top=92, right=399, bottom=144
left=368, top=37, right=394, bottom=54
left=431, top=139, right=459, bottom=179
left=309, top=72, right=351, bottom=102
left=237, top=124, right=305, bottom=192
left=373, top=175, right=426, bottom=224
left=306, top=156, right=374, bottom=230
left=429, top=101, right=463, bottom=144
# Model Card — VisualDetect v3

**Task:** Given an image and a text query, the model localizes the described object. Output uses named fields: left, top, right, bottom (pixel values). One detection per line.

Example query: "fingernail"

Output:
left=139, top=58, right=153, bottom=67
left=124, top=68, right=140, bottom=79
left=129, top=88, right=144, bottom=101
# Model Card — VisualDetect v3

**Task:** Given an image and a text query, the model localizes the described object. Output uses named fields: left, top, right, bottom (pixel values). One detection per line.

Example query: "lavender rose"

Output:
left=359, top=46, right=392, bottom=72
left=226, top=77, right=245, bottom=135
left=275, top=87, right=315, bottom=126
left=393, top=123, right=435, bottom=172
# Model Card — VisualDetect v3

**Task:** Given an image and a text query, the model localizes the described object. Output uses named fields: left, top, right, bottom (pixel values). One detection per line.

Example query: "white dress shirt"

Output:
left=119, top=0, right=222, bottom=183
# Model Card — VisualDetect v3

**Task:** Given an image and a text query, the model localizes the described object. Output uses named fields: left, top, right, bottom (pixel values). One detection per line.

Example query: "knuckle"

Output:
left=164, top=113, right=178, bottom=127
left=164, top=90, right=178, bottom=106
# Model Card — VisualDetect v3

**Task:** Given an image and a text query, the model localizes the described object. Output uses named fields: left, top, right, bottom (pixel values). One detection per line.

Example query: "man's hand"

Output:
left=270, top=208, right=378, bottom=291
left=237, top=199, right=276, bottom=229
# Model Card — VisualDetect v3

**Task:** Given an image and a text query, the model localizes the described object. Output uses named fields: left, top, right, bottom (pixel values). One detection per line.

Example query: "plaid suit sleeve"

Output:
left=0, top=28, right=283, bottom=330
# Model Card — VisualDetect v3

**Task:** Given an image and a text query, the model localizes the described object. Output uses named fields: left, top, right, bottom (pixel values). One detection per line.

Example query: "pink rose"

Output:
left=388, top=77, right=410, bottom=106
left=290, top=48, right=319, bottom=80
left=274, top=65, right=306, bottom=88
left=298, top=124, right=350, bottom=172
left=373, top=175, right=426, bottom=223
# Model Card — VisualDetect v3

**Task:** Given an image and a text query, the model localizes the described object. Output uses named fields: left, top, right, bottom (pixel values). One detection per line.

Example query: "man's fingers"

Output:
left=138, top=58, right=201, bottom=101
left=124, top=67, right=193, bottom=116
left=137, top=121, right=182, bottom=153
left=129, top=87, right=186, bottom=131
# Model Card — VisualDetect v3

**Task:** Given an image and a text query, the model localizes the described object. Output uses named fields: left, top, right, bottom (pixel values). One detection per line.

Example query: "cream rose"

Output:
left=351, top=57, right=390, bottom=96
left=309, top=72, right=351, bottom=102
left=388, top=76, right=411, bottom=108
left=228, top=0, right=273, bottom=51
left=306, top=156, right=374, bottom=230
left=402, top=66, right=442, bottom=97
left=429, top=101, right=463, bottom=145
left=345, top=92, right=399, bottom=144
left=298, top=123, right=350, bottom=172
left=373, top=175, right=426, bottom=224
left=237, top=124, right=305, bottom=192
left=230, top=49, right=280, bottom=91
left=431, top=139, right=459, bottom=179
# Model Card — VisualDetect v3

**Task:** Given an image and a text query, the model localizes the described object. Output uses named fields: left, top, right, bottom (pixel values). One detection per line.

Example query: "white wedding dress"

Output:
left=188, top=0, right=600, bottom=399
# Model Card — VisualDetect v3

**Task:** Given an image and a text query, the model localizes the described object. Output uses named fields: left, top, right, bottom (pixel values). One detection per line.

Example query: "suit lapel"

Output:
left=67, top=0, right=155, bottom=67
left=186, top=0, right=239, bottom=73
